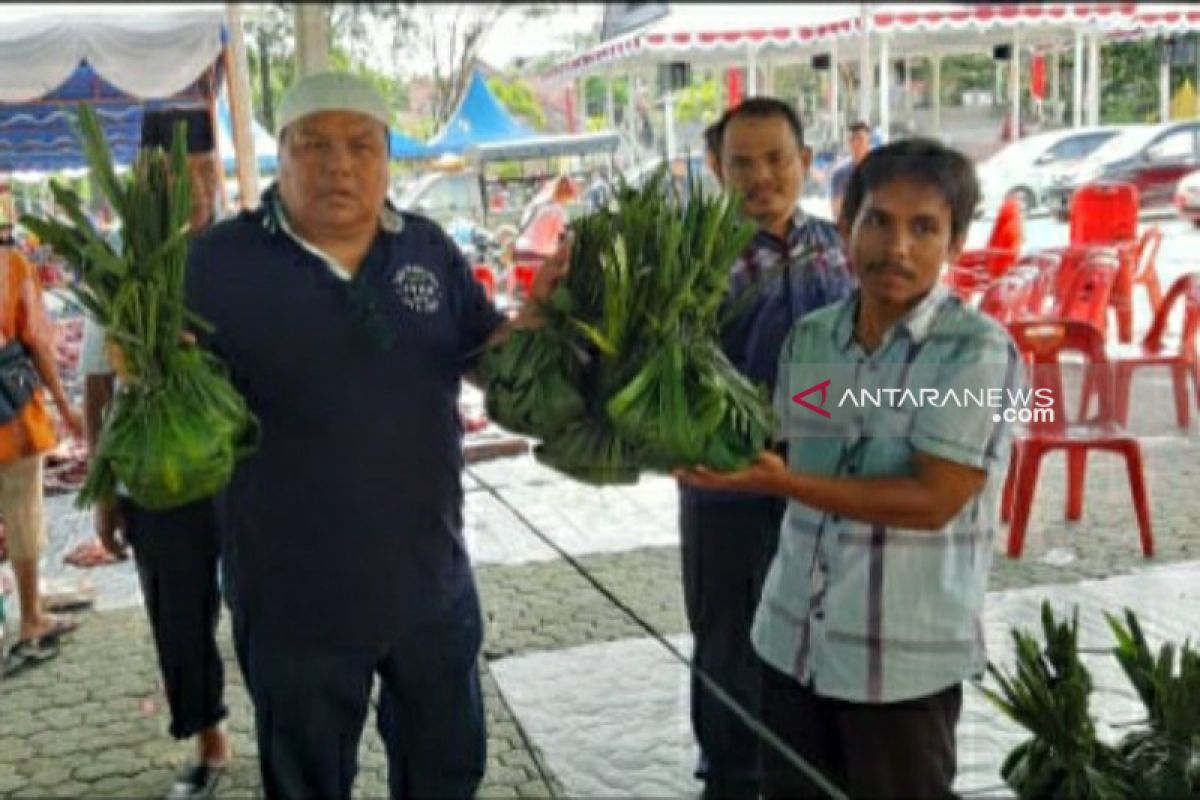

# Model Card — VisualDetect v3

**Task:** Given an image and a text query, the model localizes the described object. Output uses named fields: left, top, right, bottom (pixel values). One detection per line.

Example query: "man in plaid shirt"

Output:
left=679, top=138, right=1021, bottom=799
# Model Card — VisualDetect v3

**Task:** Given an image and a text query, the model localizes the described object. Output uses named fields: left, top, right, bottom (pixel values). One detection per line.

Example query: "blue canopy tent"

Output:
left=389, top=129, right=434, bottom=162
left=0, top=9, right=228, bottom=174
left=424, top=70, right=536, bottom=156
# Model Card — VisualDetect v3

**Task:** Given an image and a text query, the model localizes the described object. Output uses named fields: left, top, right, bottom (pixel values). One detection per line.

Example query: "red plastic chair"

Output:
left=1049, top=252, right=1118, bottom=336
left=944, top=195, right=1024, bottom=300
left=472, top=264, right=496, bottom=301
left=1098, top=272, right=1200, bottom=428
left=1031, top=182, right=1141, bottom=341
left=1000, top=320, right=1153, bottom=559
left=1071, top=182, right=1140, bottom=342
left=1069, top=182, right=1139, bottom=245
left=1129, top=225, right=1164, bottom=321
left=979, top=272, right=1036, bottom=324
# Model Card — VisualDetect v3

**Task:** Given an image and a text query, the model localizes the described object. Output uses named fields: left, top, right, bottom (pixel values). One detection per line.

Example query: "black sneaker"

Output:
left=166, top=763, right=224, bottom=800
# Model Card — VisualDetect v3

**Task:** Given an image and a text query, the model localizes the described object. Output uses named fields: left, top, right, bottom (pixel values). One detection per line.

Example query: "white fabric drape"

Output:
left=0, top=10, right=224, bottom=102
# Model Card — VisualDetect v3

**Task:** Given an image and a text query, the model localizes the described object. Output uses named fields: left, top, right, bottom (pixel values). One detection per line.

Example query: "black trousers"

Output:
left=122, top=498, right=227, bottom=740
left=760, top=658, right=962, bottom=800
left=680, top=495, right=785, bottom=799
left=230, top=581, right=486, bottom=800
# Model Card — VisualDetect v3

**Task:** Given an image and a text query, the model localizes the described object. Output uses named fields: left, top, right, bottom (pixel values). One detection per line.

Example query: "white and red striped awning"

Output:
left=546, top=3, right=1198, bottom=81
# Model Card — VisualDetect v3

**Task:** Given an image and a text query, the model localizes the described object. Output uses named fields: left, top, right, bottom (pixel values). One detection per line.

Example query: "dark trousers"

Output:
left=230, top=581, right=487, bottom=800
left=122, top=498, right=227, bottom=740
left=680, top=495, right=785, bottom=799
left=760, top=659, right=962, bottom=800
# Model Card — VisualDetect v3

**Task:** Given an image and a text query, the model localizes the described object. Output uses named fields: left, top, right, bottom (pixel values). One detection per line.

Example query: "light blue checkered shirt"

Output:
left=752, top=285, right=1023, bottom=703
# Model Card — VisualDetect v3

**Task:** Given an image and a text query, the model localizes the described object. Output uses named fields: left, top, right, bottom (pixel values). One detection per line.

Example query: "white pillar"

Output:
left=1160, top=53, right=1171, bottom=123
left=224, top=2, right=259, bottom=209
left=747, top=46, right=758, bottom=97
left=1087, top=32, right=1101, bottom=126
left=1050, top=47, right=1060, bottom=123
left=994, top=62, right=1004, bottom=108
left=605, top=70, right=616, bottom=128
left=294, top=4, right=330, bottom=76
left=859, top=3, right=873, bottom=124
left=903, top=56, right=913, bottom=116
left=664, top=91, right=677, bottom=160
left=931, top=53, right=942, bottom=133
left=626, top=71, right=637, bottom=136
left=1080, top=29, right=1089, bottom=128
left=830, top=40, right=840, bottom=136
left=1010, top=29, right=1021, bottom=140
left=878, top=35, right=890, bottom=141
left=764, top=57, right=776, bottom=97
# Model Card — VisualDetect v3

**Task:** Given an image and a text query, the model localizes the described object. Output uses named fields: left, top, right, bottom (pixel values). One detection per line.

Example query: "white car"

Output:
left=976, top=126, right=1120, bottom=216
left=1174, top=168, right=1200, bottom=227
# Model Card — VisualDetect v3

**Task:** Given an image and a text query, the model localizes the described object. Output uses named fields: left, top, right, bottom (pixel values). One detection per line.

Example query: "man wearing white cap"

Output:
left=184, top=72, right=558, bottom=799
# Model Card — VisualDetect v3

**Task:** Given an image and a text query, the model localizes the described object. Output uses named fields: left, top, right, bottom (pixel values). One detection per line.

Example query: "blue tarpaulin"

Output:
left=0, top=64, right=216, bottom=173
left=389, top=129, right=434, bottom=162
left=424, top=70, right=535, bottom=156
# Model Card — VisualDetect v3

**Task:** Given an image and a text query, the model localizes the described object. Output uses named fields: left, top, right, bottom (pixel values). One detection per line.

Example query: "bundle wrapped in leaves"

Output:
left=20, top=105, right=256, bottom=510
left=979, top=602, right=1135, bottom=799
left=1105, top=609, right=1200, bottom=799
left=481, top=170, right=773, bottom=485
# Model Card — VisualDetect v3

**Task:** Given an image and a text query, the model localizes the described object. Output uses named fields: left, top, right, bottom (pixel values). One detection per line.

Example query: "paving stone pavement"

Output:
left=2, top=218, right=1198, bottom=796
left=4, top=427, right=1199, bottom=798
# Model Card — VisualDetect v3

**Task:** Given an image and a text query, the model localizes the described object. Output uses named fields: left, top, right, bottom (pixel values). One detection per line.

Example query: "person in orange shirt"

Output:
left=0, top=242, right=83, bottom=671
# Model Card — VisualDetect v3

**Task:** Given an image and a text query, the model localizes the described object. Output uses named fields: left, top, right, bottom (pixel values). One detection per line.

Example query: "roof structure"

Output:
left=545, top=3, right=1200, bottom=80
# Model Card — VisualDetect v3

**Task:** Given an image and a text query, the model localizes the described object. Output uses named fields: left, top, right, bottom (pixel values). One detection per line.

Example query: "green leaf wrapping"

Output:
left=483, top=167, right=771, bottom=485
left=19, top=104, right=257, bottom=510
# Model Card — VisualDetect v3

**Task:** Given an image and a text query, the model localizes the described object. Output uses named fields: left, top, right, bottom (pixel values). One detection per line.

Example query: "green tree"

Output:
left=674, top=77, right=719, bottom=125
left=584, top=75, right=629, bottom=121
left=487, top=76, right=547, bottom=130
left=415, top=4, right=555, bottom=126
left=244, top=3, right=417, bottom=133
left=939, top=54, right=995, bottom=105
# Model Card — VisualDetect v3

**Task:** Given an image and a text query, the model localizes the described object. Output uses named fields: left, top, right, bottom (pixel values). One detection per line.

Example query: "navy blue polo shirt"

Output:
left=185, top=186, right=505, bottom=649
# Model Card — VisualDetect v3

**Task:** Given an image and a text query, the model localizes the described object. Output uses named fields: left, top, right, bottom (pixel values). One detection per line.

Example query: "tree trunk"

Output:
left=257, top=31, right=274, bottom=133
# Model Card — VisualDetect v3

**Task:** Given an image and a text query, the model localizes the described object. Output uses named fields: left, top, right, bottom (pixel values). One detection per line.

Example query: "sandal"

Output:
left=166, top=763, right=225, bottom=799
left=3, top=636, right=60, bottom=677
left=28, top=613, right=81, bottom=643
left=63, top=538, right=126, bottom=568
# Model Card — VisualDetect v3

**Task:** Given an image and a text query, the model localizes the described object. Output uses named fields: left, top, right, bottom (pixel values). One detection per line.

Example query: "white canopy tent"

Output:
left=0, top=4, right=260, bottom=206
left=548, top=3, right=1200, bottom=153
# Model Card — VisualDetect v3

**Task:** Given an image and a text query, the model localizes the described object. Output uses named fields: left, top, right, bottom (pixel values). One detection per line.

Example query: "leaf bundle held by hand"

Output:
left=20, top=105, right=257, bottom=510
left=481, top=169, right=773, bottom=485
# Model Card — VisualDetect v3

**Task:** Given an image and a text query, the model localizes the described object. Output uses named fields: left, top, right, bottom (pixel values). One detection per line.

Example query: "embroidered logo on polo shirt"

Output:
left=392, top=264, right=442, bottom=314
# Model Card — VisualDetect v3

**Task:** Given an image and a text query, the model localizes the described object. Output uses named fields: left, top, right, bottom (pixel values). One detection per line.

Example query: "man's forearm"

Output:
left=770, top=471, right=955, bottom=531
left=28, top=343, right=71, bottom=414
left=83, top=374, right=114, bottom=453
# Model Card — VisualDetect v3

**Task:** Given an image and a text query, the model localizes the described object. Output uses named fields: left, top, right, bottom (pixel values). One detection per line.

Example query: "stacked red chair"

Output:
left=1001, top=320, right=1154, bottom=559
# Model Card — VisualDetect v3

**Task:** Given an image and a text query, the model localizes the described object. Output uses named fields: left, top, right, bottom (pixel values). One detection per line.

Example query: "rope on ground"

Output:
left=470, top=468, right=849, bottom=800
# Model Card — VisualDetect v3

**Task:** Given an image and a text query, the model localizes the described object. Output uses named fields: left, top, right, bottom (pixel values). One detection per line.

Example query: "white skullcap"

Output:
left=275, top=71, right=389, bottom=137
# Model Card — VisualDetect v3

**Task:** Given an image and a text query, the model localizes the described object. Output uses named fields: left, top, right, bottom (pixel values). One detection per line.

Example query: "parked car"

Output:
left=1174, top=168, right=1200, bottom=227
left=975, top=126, right=1120, bottom=216
left=624, top=153, right=721, bottom=198
left=1044, top=121, right=1200, bottom=220
left=396, top=169, right=486, bottom=228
